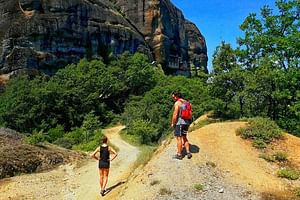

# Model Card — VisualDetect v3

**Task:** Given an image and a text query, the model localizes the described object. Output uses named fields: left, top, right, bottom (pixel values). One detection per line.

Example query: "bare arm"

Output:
left=109, top=146, right=118, bottom=161
left=90, top=146, right=100, bottom=160
left=171, top=101, right=180, bottom=127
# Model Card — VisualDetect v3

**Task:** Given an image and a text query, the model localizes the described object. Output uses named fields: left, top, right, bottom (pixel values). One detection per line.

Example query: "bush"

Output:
left=252, top=139, right=267, bottom=149
left=238, top=117, right=282, bottom=147
left=54, top=137, right=73, bottom=149
left=277, top=168, right=300, bottom=180
left=127, top=119, right=159, bottom=145
left=159, top=187, right=172, bottom=195
left=26, top=130, right=49, bottom=145
left=259, top=153, right=276, bottom=162
left=273, top=151, right=288, bottom=162
left=295, top=187, right=300, bottom=197
left=47, top=125, right=65, bottom=142
left=64, top=127, right=85, bottom=145
left=193, top=183, right=204, bottom=191
left=73, top=129, right=103, bottom=151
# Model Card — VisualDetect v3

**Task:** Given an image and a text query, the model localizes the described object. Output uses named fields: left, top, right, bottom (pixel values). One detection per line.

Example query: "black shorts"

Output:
left=99, top=160, right=110, bottom=169
left=174, top=124, right=189, bottom=137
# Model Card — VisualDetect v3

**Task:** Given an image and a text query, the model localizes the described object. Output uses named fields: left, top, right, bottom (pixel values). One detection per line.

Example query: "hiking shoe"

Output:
left=173, top=154, right=182, bottom=160
left=100, top=190, right=105, bottom=196
left=187, top=152, right=192, bottom=159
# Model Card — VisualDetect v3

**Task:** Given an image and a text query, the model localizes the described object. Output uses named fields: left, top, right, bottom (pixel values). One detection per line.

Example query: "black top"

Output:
left=99, top=145, right=110, bottom=168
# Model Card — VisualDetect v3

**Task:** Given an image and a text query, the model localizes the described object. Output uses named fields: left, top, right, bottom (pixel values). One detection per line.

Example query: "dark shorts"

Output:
left=99, top=160, right=110, bottom=169
left=174, top=124, right=189, bottom=137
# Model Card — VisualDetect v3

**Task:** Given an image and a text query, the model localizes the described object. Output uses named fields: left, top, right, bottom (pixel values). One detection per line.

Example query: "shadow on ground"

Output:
left=104, top=181, right=126, bottom=195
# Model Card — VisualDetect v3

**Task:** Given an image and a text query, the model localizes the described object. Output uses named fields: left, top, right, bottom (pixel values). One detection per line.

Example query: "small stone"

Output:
left=218, top=188, right=224, bottom=193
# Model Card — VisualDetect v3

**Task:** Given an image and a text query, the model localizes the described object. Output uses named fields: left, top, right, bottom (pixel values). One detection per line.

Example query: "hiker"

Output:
left=171, top=91, right=192, bottom=160
left=91, top=136, right=117, bottom=196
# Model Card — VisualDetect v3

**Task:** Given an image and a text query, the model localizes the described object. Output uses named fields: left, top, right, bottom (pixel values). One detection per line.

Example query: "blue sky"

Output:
left=171, top=0, right=278, bottom=72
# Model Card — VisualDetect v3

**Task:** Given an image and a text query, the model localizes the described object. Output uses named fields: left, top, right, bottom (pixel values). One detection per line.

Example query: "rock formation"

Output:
left=0, top=0, right=207, bottom=76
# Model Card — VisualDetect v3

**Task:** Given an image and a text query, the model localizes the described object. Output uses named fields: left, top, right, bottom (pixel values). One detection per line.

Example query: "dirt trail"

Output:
left=0, top=125, right=139, bottom=200
left=117, top=122, right=300, bottom=200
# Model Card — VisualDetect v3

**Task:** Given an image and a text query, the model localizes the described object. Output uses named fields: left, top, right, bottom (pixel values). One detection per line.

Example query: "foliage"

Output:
left=259, top=151, right=288, bottom=162
left=237, top=117, right=282, bottom=147
left=259, top=153, right=276, bottom=162
left=295, top=187, right=300, bottom=197
left=47, top=125, right=65, bottom=142
left=211, top=0, right=300, bottom=136
left=193, top=183, right=204, bottom=191
left=26, top=130, right=49, bottom=145
left=159, top=187, right=172, bottom=195
left=0, top=53, right=159, bottom=144
left=122, top=75, right=213, bottom=145
left=73, top=129, right=103, bottom=151
left=126, top=119, right=159, bottom=145
left=273, top=151, right=288, bottom=162
left=277, top=168, right=300, bottom=180
left=53, top=137, right=74, bottom=149
left=81, top=111, right=101, bottom=142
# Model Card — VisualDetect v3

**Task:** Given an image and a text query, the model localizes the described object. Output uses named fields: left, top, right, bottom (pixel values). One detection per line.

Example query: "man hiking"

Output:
left=171, top=91, right=192, bottom=160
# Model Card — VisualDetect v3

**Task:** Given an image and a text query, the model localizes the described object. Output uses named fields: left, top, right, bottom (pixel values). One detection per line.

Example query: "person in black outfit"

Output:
left=91, top=136, right=117, bottom=196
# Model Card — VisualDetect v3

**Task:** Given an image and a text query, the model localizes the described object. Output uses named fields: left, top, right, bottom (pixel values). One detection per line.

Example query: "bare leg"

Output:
left=99, top=169, right=104, bottom=191
left=176, top=136, right=183, bottom=156
left=102, top=168, right=110, bottom=191
left=182, top=135, right=190, bottom=153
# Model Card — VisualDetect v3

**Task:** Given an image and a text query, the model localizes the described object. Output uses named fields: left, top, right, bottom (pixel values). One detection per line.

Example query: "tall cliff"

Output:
left=0, top=0, right=208, bottom=76
left=114, top=0, right=208, bottom=76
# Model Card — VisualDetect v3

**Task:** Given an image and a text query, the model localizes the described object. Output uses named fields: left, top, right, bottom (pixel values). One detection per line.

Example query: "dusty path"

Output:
left=118, top=122, right=300, bottom=200
left=0, top=125, right=139, bottom=200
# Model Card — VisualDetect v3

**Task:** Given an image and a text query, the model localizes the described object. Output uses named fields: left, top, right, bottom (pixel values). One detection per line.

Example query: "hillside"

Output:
left=117, top=121, right=300, bottom=200
left=0, top=128, right=85, bottom=179
left=1, top=121, right=300, bottom=199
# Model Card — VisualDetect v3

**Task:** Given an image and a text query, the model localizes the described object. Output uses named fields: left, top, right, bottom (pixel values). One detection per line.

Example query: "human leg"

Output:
left=182, top=125, right=192, bottom=159
left=176, top=136, right=183, bottom=157
left=99, top=168, right=104, bottom=191
left=102, top=168, right=109, bottom=193
left=183, top=135, right=192, bottom=159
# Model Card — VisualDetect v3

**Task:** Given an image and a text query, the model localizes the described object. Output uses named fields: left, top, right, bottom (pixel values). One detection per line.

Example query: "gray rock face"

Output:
left=0, top=0, right=207, bottom=76
left=114, top=0, right=208, bottom=75
left=185, top=20, right=208, bottom=74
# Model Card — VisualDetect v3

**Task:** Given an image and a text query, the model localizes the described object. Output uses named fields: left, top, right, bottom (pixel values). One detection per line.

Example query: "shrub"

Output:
left=273, top=151, right=288, bottom=162
left=252, top=139, right=267, bottom=149
left=73, top=129, right=103, bottom=151
left=259, top=153, right=276, bottom=162
left=54, top=137, right=73, bottom=149
left=295, top=187, right=300, bottom=197
left=127, top=119, right=158, bottom=145
left=47, top=125, right=65, bottom=142
left=238, top=117, right=282, bottom=147
left=277, top=168, right=300, bottom=180
left=64, top=127, right=85, bottom=145
left=26, top=130, right=49, bottom=145
left=193, top=183, right=204, bottom=191
left=159, top=187, right=172, bottom=195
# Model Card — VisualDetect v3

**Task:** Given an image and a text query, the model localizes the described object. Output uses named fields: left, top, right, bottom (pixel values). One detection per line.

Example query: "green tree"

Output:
left=81, top=111, right=101, bottom=142
left=238, top=0, right=300, bottom=69
left=210, top=42, right=245, bottom=118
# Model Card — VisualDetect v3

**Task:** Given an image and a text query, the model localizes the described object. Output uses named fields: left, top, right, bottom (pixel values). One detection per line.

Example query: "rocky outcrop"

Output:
left=0, top=0, right=149, bottom=75
left=185, top=20, right=208, bottom=74
left=0, top=0, right=207, bottom=76
left=114, top=0, right=208, bottom=76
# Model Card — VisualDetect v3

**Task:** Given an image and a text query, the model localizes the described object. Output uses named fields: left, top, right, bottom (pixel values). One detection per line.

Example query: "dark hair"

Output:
left=171, top=91, right=182, bottom=98
left=102, top=136, right=108, bottom=144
